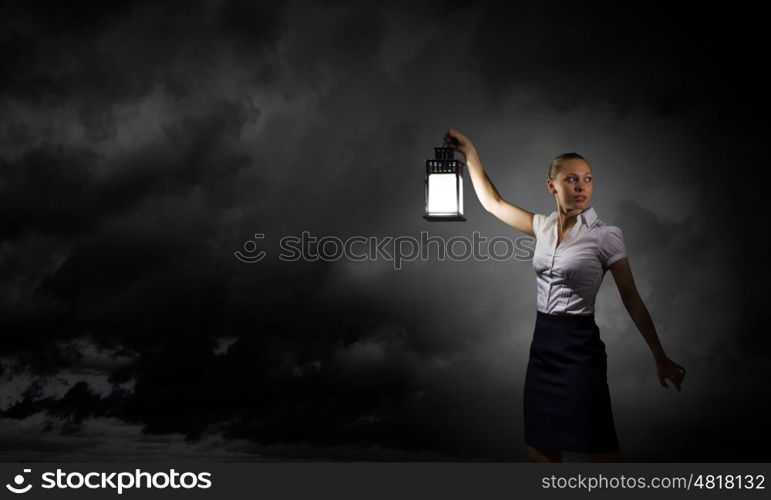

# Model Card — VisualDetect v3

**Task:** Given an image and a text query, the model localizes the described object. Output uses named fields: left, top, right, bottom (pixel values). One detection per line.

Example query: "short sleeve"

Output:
left=599, top=226, right=627, bottom=268
left=532, top=213, right=544, bottom=238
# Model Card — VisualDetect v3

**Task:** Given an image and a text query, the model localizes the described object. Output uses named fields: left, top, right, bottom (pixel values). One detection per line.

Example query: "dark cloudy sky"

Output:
left=0, top=0, right=767, bottom=462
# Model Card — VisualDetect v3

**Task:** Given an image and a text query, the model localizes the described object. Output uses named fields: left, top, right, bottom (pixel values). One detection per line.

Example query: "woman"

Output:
left=442, top=129, right=686, bottom=463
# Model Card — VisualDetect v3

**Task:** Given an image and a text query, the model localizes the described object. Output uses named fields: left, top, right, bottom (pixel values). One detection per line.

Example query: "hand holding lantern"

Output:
left=443, top=128, right=475, bottom=157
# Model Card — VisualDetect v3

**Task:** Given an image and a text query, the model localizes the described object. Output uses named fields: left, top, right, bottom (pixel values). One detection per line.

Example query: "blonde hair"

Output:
left=548, top=152, right=590, bottom=179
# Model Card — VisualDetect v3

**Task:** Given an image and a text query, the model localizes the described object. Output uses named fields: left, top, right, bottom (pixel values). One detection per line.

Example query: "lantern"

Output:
left=423, top=147, right=466, bottom=221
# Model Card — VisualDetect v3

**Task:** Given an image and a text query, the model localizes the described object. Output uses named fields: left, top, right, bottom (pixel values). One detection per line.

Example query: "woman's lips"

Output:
left=574, top=196, right=586, bottom=201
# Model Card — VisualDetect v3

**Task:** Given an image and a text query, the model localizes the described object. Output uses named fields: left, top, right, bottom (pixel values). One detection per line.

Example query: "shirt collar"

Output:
left=580, top=205, right=599, bottom=228
left=547, top=205, right=600, bottom=228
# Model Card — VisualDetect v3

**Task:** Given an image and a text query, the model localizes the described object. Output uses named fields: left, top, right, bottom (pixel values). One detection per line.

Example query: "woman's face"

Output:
left=547, top=159, right=593, bottom=211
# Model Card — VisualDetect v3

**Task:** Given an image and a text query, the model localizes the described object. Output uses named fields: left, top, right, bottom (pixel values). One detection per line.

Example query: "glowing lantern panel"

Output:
left=423, top=147, right=466, bottom=221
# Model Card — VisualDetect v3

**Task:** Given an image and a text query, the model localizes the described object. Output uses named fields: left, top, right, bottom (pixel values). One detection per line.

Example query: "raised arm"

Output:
left=444, top=129, right=535, bottom=236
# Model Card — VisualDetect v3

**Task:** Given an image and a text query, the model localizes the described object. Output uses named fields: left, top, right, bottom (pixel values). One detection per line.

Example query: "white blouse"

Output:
left=532, top=205, right=627, bottom=316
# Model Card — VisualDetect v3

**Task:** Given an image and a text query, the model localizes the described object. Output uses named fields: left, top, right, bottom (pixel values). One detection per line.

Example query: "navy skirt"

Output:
left=523, top=310, right=619, bottom=453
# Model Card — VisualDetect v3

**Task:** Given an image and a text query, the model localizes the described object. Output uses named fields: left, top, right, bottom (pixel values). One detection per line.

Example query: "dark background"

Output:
left=0, top=0, right=767, bottom=462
